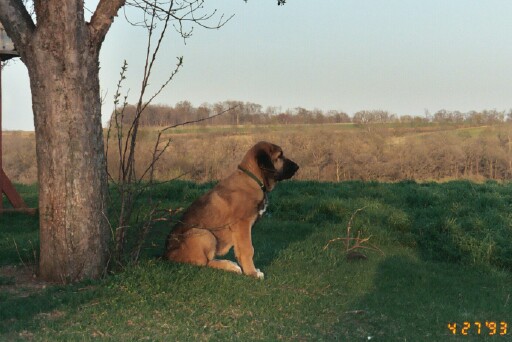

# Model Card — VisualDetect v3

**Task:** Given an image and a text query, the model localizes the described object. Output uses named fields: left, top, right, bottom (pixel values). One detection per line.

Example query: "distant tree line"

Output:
left=110, top=100, right=512, bottom=127
left=5, top=123, right=512, bottom=184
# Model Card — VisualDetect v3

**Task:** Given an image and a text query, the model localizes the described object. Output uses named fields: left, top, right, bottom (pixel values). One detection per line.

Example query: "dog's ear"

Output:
left=256, top=149, right=276, bottom=173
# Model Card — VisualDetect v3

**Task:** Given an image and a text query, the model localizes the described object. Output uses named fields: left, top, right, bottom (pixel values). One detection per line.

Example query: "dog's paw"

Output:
left=227, top=261, right=242, bottom=274
left=234, top=264, right=243, bottom=274
left=255, top=269, right=264, bottom=280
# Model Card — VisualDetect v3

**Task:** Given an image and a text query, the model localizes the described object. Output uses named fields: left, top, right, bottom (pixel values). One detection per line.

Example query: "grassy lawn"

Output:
left=1, top=180, right=511, bottom=341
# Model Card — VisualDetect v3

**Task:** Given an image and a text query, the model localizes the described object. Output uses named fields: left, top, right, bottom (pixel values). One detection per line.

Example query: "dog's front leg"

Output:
left=233, top=221, right=264, bottom=279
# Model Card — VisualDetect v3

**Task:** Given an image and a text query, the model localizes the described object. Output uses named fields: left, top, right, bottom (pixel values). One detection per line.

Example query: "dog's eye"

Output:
left=273, top=153, right=283, bottom=163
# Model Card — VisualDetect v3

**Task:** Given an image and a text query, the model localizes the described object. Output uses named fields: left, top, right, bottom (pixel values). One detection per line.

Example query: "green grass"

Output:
left=1, top=184, right=39, bottom=266
left=1, top=180, right=512, bottom=340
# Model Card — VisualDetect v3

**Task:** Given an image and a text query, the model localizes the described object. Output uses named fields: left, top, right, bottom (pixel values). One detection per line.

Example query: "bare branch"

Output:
left=121, top=0, right=179, bottom=189
left=160, top=104, right=239, bottom=133
left=0, top=0, right=35, bottom=52
left=130, top=206, right=157, bottom=262
left=244, top=0, right=287, bottom=5
left=140, top=56, right=184, bottom=114
left=323, top=206, right=384, bottom=257
left=106, top=60, right=130, bottom=183
left=126, top=0, right=234, bottom=40
left=88, top=0, right=127, bottom=46
left=137, top=105, right=238, bottom=182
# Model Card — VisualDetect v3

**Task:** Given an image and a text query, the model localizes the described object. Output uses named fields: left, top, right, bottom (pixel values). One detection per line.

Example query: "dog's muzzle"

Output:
left=277, top=159, right=299, bottom=181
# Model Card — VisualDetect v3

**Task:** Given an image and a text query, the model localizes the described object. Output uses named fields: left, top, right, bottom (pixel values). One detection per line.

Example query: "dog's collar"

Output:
left=238, top=165, right=267, bottom=193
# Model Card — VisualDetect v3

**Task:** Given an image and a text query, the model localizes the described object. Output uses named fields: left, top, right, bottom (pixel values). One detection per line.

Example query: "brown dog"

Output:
left=163, top=141, right=299, bottom=278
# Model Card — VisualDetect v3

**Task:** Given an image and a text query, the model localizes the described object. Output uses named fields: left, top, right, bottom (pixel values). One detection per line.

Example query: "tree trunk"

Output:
left=23, top=6, right=109, bottom=283
left=0, top=0, right=129, bottom=283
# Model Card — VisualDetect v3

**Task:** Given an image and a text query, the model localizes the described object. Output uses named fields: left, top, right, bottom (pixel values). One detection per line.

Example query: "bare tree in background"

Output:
left=0, top=0, right=285, bottom=283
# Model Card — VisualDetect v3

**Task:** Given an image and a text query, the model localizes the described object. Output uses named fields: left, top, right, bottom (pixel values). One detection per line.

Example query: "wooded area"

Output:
left=111, top=100, right=512, bottom=126
left=4, top=104, right=512, bottom=184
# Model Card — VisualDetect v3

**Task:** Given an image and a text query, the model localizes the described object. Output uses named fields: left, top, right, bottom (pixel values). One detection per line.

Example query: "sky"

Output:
left=2, top=0, right=512, bottom=130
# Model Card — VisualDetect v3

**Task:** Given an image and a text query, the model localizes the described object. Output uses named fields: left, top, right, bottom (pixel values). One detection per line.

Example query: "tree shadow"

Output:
left=238, top=182, right=318, bottom=270
left=344, top=255, right=512, bottom=340
left=0, top=281, right=96, bottom=336
left=252, top=219, right=315, bottom=269
left=388, top=180, right=512, bottom=271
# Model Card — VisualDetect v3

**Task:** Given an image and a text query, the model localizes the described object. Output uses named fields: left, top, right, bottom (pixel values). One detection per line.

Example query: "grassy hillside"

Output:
left=1, top=180, right=512, bottom=340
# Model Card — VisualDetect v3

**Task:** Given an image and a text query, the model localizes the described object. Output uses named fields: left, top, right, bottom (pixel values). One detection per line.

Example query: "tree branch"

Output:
left=136, top=105, right=237, bottom=182
left=126, top=0, right=234, bottom=39
left=245, top=0, right=287, bottom=5
left=0, top=0, right=35, bottom=54
left=88, top=0, right=127, bottom=46
left=160, top=104, right=239, bottom=133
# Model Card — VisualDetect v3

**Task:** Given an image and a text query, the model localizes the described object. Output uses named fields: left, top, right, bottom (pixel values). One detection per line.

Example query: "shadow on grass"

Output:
left=0, top=212, right=39, bottom=267
left=331, top=181, right=512, bottom=339
left=394, top=181, right=512, bottom=271
left=247, top=182, right=317, bottom=270
left=346, top=255, right=512, bottom=341
left=0, top=283, right=97, bottom=336
left=253, top=219, right=315, bottom=270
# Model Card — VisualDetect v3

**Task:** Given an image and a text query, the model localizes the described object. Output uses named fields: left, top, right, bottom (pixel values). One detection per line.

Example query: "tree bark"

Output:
left=0, top=0, right=125, bottom=282
left=26, top=4, right=108, bottom=282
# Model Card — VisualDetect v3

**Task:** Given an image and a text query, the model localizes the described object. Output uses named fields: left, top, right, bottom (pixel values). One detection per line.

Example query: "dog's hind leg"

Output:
left=166, top=228, right=216, bottom=266
left=203, top=234, right=242, bottom=274
left=207, top=259, right=242, bottom=274
left=167, top=228, right=242, bottom=274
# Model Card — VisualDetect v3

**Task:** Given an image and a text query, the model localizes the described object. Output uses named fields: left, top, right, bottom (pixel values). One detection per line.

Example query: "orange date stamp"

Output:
left=448, top=321, right=508, bottom=336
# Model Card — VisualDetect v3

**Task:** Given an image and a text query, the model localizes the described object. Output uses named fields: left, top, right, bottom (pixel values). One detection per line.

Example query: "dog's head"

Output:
left=240, top=141, right=299, bottom=191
